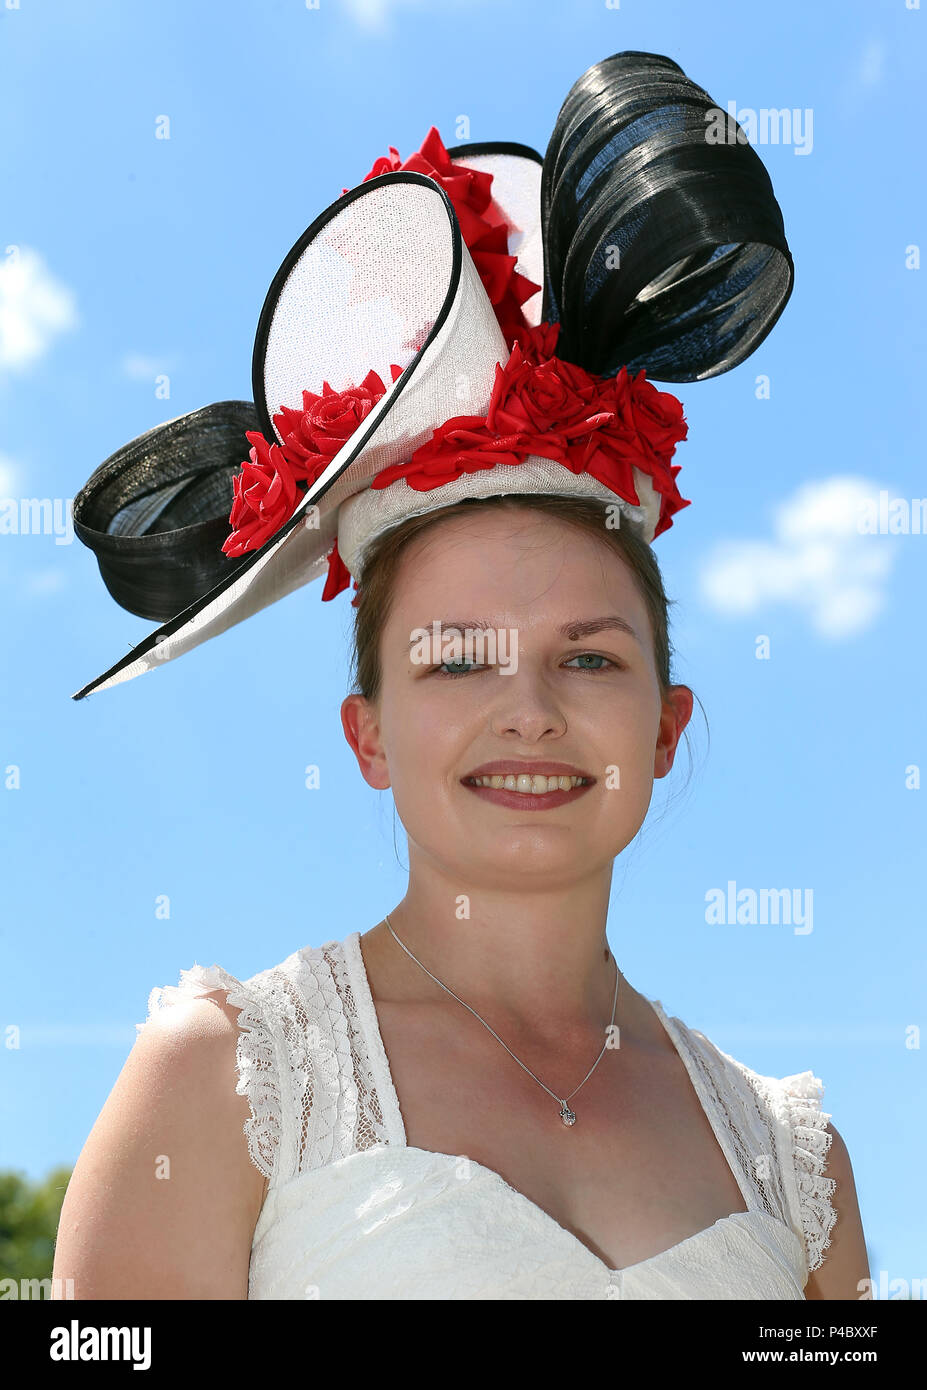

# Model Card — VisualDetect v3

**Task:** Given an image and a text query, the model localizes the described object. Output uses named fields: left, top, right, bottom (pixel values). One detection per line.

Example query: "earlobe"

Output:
left=654, top=740, right=680, bottom=780
left=340, top=694, right=391, bottom=791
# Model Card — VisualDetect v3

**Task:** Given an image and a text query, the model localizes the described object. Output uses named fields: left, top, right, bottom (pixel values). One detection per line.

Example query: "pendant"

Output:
left=559, top=1101, right=576, bottom=1126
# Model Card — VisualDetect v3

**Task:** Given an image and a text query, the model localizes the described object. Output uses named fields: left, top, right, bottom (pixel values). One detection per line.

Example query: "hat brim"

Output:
left=72, top=171, right=511, bottom=700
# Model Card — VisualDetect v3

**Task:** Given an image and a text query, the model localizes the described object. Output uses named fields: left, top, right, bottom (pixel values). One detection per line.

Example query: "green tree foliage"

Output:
left=0, top=1166, right=72, bottom=1292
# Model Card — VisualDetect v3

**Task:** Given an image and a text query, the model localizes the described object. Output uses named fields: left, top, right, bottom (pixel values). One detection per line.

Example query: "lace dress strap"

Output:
left=774, top=1071, right=838, bottom=1276
left=137, top=961, right=297, bottom=1187
left=703, top=1035, right=839, bottom=1279
left=654, top=1005, right=838, bottom=1280
left=138, top=939, right=394, bottom=1193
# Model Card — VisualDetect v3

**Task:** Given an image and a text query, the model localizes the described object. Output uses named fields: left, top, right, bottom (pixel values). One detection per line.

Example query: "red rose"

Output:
left=624, top=369, right=689, bottom=457
left=224, top=366, right=401, bottom=555
left=371, top=349, right=607, bottom=492
left=513, top=321, right=562, bottom=366
left=273, top=366, right=401, bottom=485
left=368, top=331, right=690, bottom=538
left=222, top=431, right=303, bottom=558
left=488, top=344, right=606, bottom=438
left=577, top=368, right=689, bottom=534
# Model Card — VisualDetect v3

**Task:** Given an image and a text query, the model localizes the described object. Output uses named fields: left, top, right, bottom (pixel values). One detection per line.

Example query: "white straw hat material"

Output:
left=71, top=52, right=794, bottom=700
left=337, top=461, right=657, bottom=581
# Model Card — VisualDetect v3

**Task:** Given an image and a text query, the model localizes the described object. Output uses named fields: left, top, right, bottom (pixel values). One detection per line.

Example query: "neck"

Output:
left=368, top=863, right=622, bottom=1045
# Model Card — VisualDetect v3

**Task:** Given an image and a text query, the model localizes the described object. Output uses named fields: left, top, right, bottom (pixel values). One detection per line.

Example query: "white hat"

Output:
left=71, top=51, right=793, bottom=700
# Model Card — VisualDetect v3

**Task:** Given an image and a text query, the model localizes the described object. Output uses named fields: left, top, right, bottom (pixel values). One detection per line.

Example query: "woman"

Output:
left=55, top=52, right=868, bottom=1299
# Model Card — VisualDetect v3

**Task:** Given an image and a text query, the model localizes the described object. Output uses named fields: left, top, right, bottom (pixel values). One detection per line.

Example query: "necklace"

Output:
left=383, top=913, right=621, bottom=1127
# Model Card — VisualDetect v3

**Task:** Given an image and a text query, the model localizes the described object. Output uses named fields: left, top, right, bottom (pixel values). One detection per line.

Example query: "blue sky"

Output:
left=1, top=0, right=924, bottom=1291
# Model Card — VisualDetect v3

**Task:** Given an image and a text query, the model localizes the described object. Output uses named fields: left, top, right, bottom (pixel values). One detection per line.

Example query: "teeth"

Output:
left=469, top=774, right=589, bottom=794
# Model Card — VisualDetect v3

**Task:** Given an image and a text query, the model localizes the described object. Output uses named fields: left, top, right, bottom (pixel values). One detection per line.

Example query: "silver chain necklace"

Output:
left=383, top=913, right=621, bottom=1127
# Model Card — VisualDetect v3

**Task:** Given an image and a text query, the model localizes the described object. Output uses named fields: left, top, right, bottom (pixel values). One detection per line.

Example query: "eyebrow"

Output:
left=407, top=616, right=640, bottom=650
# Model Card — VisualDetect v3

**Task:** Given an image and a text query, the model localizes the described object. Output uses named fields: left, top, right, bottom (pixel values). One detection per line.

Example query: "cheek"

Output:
left=385, top=690, right=459, bottom=786
left=598, top=678, right=661, bottom=747
left=589, top=700, right=659, bottom=826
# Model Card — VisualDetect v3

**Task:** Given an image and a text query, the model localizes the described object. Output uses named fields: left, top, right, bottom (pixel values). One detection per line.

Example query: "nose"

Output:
left=488, top=664, right=569, bottom=741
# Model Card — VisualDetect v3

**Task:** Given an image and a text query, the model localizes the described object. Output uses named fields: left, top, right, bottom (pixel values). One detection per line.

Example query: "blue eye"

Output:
left=435, top=661, right=480, bottom=677
left=566, top=653, right=615, bottom=672
left=432, top=653, right=621, bottom=678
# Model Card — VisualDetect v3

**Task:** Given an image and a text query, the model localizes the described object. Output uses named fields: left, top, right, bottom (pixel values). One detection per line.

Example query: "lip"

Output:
left=463, top=760, right=594, bottom=780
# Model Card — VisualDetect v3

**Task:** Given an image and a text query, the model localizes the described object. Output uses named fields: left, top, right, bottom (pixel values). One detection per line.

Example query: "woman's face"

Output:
left=342, top=509, right=693, bottom=888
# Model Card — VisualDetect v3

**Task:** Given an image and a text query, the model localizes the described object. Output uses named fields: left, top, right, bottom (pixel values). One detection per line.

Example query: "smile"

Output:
left=461, top=775, right=594, bottom=810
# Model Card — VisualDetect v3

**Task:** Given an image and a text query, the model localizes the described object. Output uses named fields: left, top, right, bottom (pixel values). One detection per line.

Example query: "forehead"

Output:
left=386, top=509, right=650, bottom=636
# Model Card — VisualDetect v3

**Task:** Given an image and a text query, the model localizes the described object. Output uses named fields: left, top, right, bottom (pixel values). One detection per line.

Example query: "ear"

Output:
left=653, top=684, right=694, bottom=779
left=340, top=693, right=392, bottom=791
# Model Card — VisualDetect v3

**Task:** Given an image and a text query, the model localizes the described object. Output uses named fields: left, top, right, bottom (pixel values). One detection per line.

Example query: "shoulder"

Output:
left=132, top=940, right=349, bottom=1177
left=53, top=979, right=268, bottom=1299
left=132, top=984, right=266, bottom=1194
left=802, top=1122, right=870, bottom=1300
left=137, top=955, right=316, bottom=1182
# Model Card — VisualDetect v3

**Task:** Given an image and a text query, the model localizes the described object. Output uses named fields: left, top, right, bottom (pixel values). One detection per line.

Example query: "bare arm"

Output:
left=804, top=1123, right=870, bottom=1301
left=52, top=991, right=268, bottom=1300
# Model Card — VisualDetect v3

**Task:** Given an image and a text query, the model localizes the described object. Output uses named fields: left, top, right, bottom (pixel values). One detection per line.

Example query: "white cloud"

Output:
left=698, top=476, right=897, bottom=640
left=340, top=0, right=451, bottom=32
left=341, top=0, right=388, bottom=27
left=0, top=245, right=78, bottom=371
left=121, top=353, right=174, bottom=381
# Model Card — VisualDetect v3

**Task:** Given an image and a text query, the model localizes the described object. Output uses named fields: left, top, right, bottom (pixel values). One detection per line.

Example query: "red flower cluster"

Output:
left=223, top=137, right=689, bottom=605
left=222, top=365, right=401, bottom=559
left=369, top=321, right=690, bottom=542
left=357, top=126, right=541, bottom=349
left=223, top=322, right=690, bottom=605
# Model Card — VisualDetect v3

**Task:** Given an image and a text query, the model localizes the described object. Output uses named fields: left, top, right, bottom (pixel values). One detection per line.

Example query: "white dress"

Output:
left=138, top=931, right=838, bottom=1300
